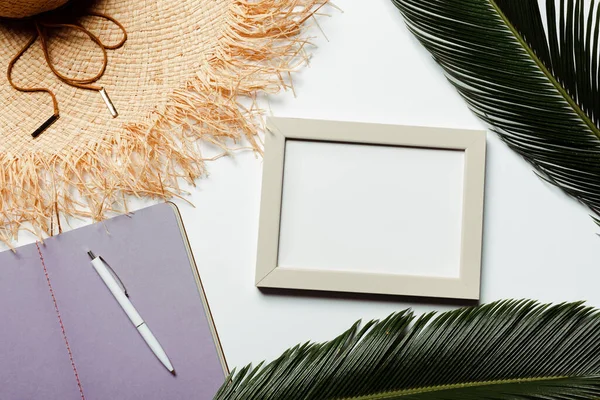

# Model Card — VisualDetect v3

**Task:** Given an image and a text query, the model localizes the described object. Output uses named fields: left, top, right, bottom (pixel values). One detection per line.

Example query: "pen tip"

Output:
left=170, top=369, right=177, bottom=376
left=87, top=251, right=96, bottom=260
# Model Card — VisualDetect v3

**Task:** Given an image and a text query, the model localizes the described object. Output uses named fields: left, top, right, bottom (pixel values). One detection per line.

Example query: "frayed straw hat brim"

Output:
left=0, top=0, right=327, bottom=245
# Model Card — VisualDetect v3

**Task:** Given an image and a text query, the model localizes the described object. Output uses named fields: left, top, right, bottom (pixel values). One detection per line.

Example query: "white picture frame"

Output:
left=255, top=117, right=486, bottom=300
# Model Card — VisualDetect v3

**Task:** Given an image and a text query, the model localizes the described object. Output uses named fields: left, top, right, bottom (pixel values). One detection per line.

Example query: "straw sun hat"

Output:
left=0, top=0, right=327, bottom=244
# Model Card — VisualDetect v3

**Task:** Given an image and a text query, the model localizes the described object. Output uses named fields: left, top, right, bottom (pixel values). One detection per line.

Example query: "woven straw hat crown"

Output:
left=0, top=0, right=69, bottom=18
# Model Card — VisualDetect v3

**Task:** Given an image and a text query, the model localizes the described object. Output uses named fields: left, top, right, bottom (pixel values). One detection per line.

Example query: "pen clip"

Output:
left=99, top=256, right=129, bottom=297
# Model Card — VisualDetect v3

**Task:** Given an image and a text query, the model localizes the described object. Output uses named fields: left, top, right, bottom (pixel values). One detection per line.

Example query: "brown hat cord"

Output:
left=7, top=12, right=126, bottom=137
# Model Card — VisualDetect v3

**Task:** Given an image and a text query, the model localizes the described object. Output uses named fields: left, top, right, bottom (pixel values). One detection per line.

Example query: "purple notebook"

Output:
left=0, top=203, right=228, bottom=399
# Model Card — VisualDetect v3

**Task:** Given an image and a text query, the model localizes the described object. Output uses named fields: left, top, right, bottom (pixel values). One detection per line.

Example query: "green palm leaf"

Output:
left=389, top=0, right=600, bottom=218
left=214, top=300, right=600, bottom=399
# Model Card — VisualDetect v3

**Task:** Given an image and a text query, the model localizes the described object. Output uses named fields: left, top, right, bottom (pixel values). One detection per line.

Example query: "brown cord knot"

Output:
left=7, top=12, right=127, bottom=138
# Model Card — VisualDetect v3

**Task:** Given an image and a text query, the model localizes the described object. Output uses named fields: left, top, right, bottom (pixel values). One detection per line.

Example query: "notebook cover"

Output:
left=0, top=203, right=227, bottom=399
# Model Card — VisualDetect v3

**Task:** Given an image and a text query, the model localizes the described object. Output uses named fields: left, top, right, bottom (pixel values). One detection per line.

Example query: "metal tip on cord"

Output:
left=31, top=114, right=59, bottom=138
left=87, top=251, right=96, bottom=260
left=99, top=88, right=118, bottom=118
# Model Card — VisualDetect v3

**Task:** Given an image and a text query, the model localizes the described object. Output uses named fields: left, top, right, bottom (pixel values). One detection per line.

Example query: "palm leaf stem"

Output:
left=342, top=376, right=571, bottom=399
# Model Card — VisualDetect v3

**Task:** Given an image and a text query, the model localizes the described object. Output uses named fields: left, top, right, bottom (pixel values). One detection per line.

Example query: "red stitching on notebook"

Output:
left=36, top=242, right=86, bottom=400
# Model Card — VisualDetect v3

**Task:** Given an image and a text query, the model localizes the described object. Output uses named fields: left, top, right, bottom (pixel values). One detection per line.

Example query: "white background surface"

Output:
left=5, top=0, right=600, bottom=371
left=278, top=140, right=464, bottom=277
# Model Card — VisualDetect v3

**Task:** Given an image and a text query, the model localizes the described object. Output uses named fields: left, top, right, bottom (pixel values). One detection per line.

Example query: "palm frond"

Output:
left=214, top=300, right=600, bottom=399
left=390, top=0, right=600, bottom=219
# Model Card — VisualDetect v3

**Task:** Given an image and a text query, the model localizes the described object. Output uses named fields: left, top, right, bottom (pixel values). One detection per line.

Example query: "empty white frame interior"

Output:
left=256, top=117, right=486, bottom=300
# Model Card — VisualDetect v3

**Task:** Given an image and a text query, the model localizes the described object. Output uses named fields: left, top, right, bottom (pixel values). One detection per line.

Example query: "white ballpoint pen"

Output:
left=87, top=251, right=175, bottom=375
